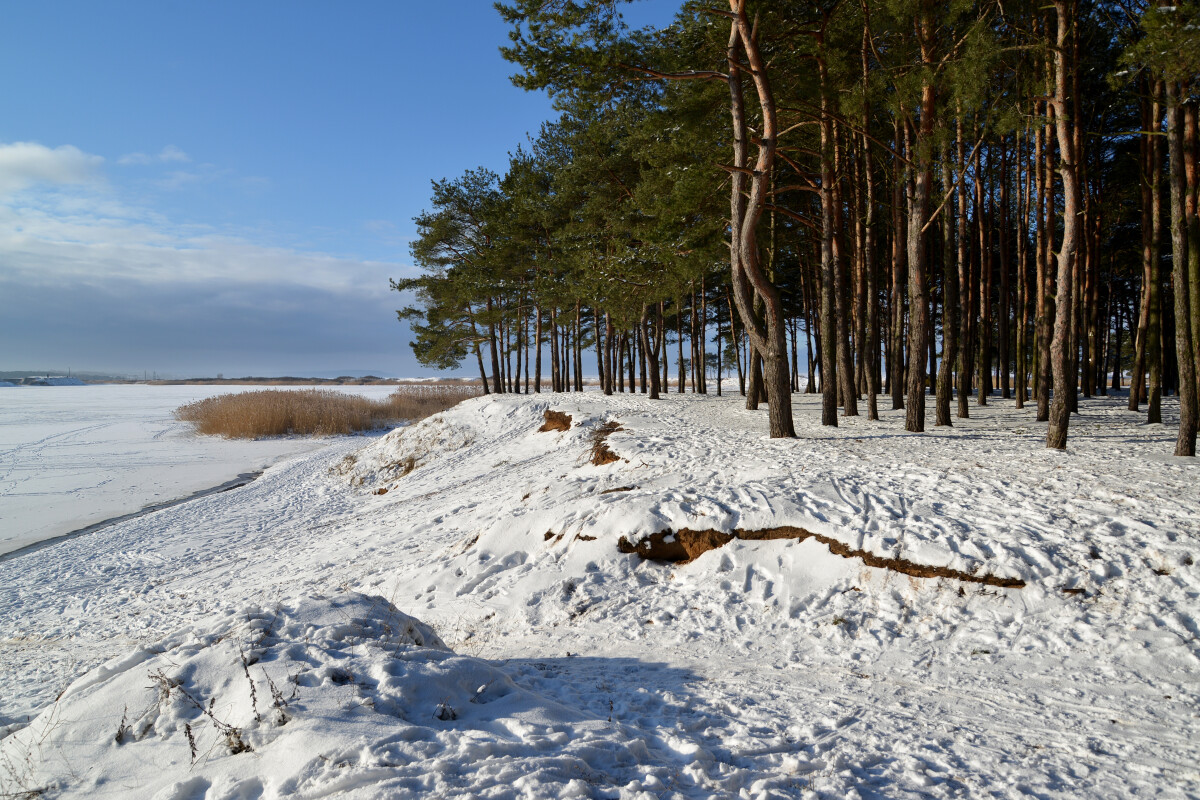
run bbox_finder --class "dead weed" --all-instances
[589,421,624,466]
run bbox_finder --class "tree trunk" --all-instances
[466,303,490,394]
[550,307,560,393]
[852,140,869,400]
[1130,83,1153,409]
[977,150,991,406]
[1000,138,1012,400]
[819,57,840,427]
[1167,81,1198,455]
[487,297,502,395]
[906,114,933,433]
[957,112,973,418]
[662,302,672,393]
[593,307,603,393]
[890,118,907,411]
[1047,0,1080,450]
[1111,298,1123,391]
[700,276,709,393]
[937,139,958,426]
[603,312,614,396]
[522,301,530,393]
[502,310,512,393]
[861,29,880,420]
[627,328,636,392]
[834,135,859,417]
[725,7,794,436]
[727,285,745,396]
[689,282,698,392]
[575,302,584,391]
[1037,100,1055,422]
[717,298,725,396]
[497,313,506,393]
[904,7,935,433]
[677,297,686,393]
[1149,82,1165,423]
[1016,126,1031,407]
[642,304,661,399]
[535,305,543,393]
[1186,101,1200,403]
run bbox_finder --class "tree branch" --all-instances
[617,62,729,82]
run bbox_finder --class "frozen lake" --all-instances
[0,384,399,556]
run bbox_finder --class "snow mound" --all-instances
[337,410,480,488]
[0,592,690,800]
[338,395,597,493]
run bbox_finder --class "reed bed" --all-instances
[174,386,480,439]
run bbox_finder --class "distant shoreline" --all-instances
[0,470,264,563]
[85,377,484,386]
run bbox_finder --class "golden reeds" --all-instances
[174,386,480,439]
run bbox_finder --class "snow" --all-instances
[1,391,1198,798]
[0,384,399,556]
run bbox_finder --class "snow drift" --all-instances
[1,593,690,799]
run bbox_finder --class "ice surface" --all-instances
[0,384,397,555]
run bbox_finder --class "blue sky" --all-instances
[0,1,679,378]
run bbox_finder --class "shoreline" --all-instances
[0,470,263,564]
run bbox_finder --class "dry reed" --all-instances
[174,386,480,439]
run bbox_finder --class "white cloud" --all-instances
[0,140,415,370]
[0,141,422,376]
[0,142,104,197]
[117,145,191,166]
[0,208,400,297]
[0,182,406,299]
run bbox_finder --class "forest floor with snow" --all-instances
[1,390,1197,799]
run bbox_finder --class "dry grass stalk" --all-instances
[590,421,623,466]
[175,386,480,439]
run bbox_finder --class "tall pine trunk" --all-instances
[1047,0,1081,450]
[937,139,958,426]
[1149,86,1165,423]
[1167,82,1198,455]
[819,53,840,427]
[834,135,859,417]
[957,113,973,418]
[890,119,907,411]
[861,27,880,420]
[904,11,935,433]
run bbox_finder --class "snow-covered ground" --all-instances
[1,391,1197,798]
[0,384,398,556]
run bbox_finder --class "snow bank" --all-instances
[0,592,698,799]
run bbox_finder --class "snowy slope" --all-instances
[1,392,1198,798]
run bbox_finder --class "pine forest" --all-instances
[397,0,1200,455]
